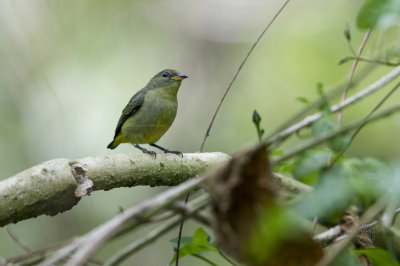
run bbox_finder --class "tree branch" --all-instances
[266,64,377,142]
[104,194,210,266]
[273,104,400,164]
[40,177,204,266]
[266,65,400,146]
[29,145,310,266]
[0,152,230,227]
[337,29,372,123]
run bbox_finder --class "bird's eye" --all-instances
[162,72,168,78]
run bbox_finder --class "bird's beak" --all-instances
[172,74,188,81]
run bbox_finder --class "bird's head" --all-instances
[147,69,188,90]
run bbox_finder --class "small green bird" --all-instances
[107,69,188,156]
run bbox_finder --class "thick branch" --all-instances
[0,152,230,227]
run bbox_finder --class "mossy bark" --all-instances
[0,152,230,226]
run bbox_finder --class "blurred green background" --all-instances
[1,0,400,265]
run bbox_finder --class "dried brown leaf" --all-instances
[204,144,322,265]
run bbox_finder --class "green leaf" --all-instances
[292,149,330,183]
[312,117,337,137]
[270,149,284,156]
[311,117,352,152]
[192,227,212,246]
[342,157,394,207]
[338,57,352,65]
[354,248,400,266]
[331,249,362,266]
[294,164,354,221]
[169,227,218,264]
[328,131,352,152]
[296,96,310,105]
[357,0,400,29]
[316,83,325,97]
[170,236,193,250]
[274,160,293,174]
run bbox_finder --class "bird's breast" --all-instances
[121,90,178,144]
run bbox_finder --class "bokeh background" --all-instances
[1,0,400,265]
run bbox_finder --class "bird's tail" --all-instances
[107,140,119,149]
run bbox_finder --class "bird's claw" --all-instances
[164,150,183,157]
[144,150,157,158]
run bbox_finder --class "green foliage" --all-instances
[292,148,330,185]
[293,155,395,222]
[312,116,337,136]
[274,159,293,174]
[252,109,265,142]
[331,249,363,266]
[354,248,400,266]
[343,157,397,208]
[270,149,284,157]
[357,0,400,29]
[312,116,352,152]
[329,131,352,152]
[294,164,354,222]
[170,227,219,265]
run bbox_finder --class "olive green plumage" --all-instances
[107,69,187,155]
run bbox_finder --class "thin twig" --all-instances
[337,29,372,124]
[219,251,239,266]
[179,2,291,264]
[192,254,218,266]
[273,104,400,164]
[199,0,291,152]
[104,196,209,266]
[266,65,400,146]
[346,35,357,57]
[6,239,76,265]
[7,227,32,253]
[175,191,191,266]
[37,239,83,266]
[265,65,377,146]
[327,29,372,166]
[314,225,342,246]
[38,178,203,266]
[150,192,210,223]
[173,201,211,226]
[310,216,318,237]
[340,56,400,67]
[331,81,400,165]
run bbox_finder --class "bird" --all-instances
[107,69,188,157]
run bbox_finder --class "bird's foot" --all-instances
[164,149,183,157]
[134,144,157,158]
[150,144,183,157]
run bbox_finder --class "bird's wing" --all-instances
[112,89,146,139]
